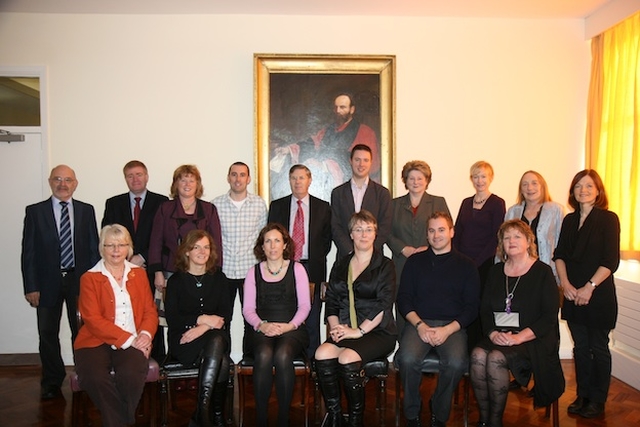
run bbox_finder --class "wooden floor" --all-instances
[1,360,638,426]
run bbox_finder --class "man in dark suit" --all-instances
[102,160,168,359]
[21,164,100,399]
[330,144,392,259]
[268,164,332,357]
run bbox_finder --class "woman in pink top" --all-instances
[242,223,311,427]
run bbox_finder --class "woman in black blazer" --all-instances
[315,210,397,427]
[553,169,620,419]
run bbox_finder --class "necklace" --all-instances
[182,200,195,211]
[108,267,124,282]
[190,273,206,288]
[473,197,487,205]
[504,275,522,314]
[266,260,284,276]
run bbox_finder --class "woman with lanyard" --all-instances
[315,210,397,427]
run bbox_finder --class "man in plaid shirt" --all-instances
[212,161,267,353]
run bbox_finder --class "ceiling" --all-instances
[0,0,615,19]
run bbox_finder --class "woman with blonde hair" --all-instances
[453,161,505,349]
[75,224,158,427]
[504,170,564,282]
[453,161,506,281]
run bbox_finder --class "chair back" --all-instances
[75,310,85,335]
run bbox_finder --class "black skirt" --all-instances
[476,337,532,387]
[326,329,396,364]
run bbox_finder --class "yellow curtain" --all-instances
[586,12,640,260]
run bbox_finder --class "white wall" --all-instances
[612,261,640,390]
[0,13,590,362]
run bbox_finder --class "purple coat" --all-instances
[148,198,222,273]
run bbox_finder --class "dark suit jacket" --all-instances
[21,198,100,307]
[330,179,392,259]
[268,194,332,286]
[102,191,168,262]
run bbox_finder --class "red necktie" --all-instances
[292,199,305,261]
[133,197,141,232]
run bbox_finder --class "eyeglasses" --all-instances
[50,177,75,184]
[103,243,129,250]
[352,227,375,235]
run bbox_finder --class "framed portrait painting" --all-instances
[254,54,396,202]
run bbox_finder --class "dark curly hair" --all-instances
[253,223,294,261]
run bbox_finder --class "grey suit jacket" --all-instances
[330,179,392,259]
[387,192,450,281]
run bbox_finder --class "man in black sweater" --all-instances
[396,212,480,427]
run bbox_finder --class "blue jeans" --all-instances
[396,320,468,422]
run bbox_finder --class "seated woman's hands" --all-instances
[179,315,225,345]
[329,324,361,342]
[197,314,225,330]
[132,334,152,358]
[490,330,520,347]
[180,324,209,344]
[258,321,296,337]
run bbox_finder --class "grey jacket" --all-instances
[504,201,564,282]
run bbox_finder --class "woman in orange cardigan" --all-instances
[74,224,158,427]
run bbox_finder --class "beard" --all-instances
[334,112,352,126]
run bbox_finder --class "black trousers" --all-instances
[37,270,78,388]
[299,260,322,358]
[568,321,612,403]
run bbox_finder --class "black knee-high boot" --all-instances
[191,334,226,427]
[340,362,365,427]
[192,355,220,427]
[316,358,342,427]
[211,380,227,427]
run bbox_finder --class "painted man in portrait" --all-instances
[270,90,380,201]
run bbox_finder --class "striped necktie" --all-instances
[59,201,74,269]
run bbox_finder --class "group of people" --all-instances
[21,145,620,427]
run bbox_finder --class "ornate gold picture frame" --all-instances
[254,54,395,202]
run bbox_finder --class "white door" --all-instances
[0,128,65,358]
